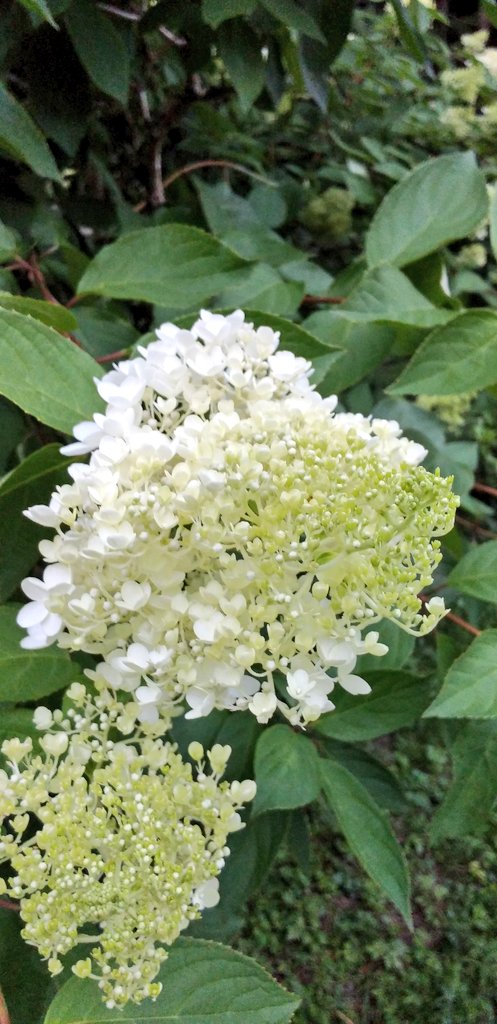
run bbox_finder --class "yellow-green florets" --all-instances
[0,692,255,1008]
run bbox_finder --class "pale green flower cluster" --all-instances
[416,392,476,431]
[440,65,485,105]
[0,685,255,1007]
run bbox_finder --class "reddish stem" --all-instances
[95,348,130,364]
[473,482,497,500]
[456,514,497,540]
[133,159,272,212]
[301,294,346,306]
[0,986,11,1024]
[0,899,20,913]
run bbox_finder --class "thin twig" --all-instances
[95,348,130,364]
[301,294,346,306]
[0,898,20,913]
[97,2,140,19]
[336,1012,357,1024]
[151,137,165,206]
[456,514,497,540]
[473,482,497,500]
[0,986,11,1024]
[133,160,275,212]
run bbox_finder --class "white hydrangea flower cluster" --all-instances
[19,310,458,727]
[0,684,255,1008]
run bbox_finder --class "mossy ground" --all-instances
[239,726,497,1024]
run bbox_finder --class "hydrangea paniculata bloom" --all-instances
[0,685,255,1007]
[19,311,458,727]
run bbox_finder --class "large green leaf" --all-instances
[201,0,257,28]
[0,604,78,702]
[0,220,17,261]
[0,308,103,433]
[448,541,497,603]
[304,313,394,392]
[17,0,56,25]
[424,630,497,719]
[253,725,321,815]
[320,758,411,923]
[320,739,406,812]
[259,0,325,41]
[191,811,288,942]
[0,82,60,181]
[0,445,70,602]
[388,310,497,396]
[313,671,432,742]
[365,152,487,268]
[77,226,248,308]
[0,909,54,1024]
[44,938,300,1023]
[218,21,266,110]
[65,0,130,103]
[340,265,451,329]
[0,292,77,333]
[431,721,497,841]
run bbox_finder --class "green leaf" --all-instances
[0,220,17,262]
[78,225,248,308]
[320,758,411,923]
[259,0,326,41]
[320,739,406,813]
[0,604,78,702]
[489,181,497,265]
[389,0,426,60]
[0,707,40,754]
[424,630,497,719]
[191,812,288,941]
[17,0,57,26]
[201,0,257,28]
[304,313,394,392]
[482,0,497,30]
[313,671,432,742]
[356,620,415,674]
[0,308,103,433]
[218,21,266,110]
[388,310,497,396]
[0,445,71,602]
[173,707,260,784]
[365,153,488,269]
[44,938,300,1023]
[0,82,60,181]
[64,0,130,103]
[340,265,451,329]
[0,909,54,1024]
[253,725,321,816]
[447,541,497,603]
[0,292,77,332]
[0,400,25,476]
[298,0,354,110]
[431,721,497,841]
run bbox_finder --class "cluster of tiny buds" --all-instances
[0,686,255,1007]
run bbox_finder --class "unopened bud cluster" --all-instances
[0,686,255,1007]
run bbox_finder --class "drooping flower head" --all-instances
[18,311,458,727]
[0,686,255,1008]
